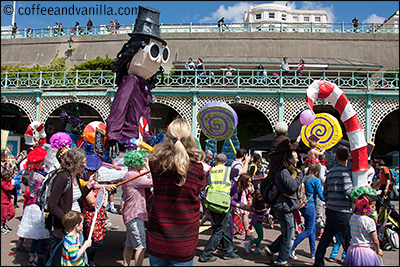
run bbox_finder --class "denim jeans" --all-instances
[30,238,49,265]
[268,210,296,264]
[292,205,316,254]
[315,198,324,234]
[149,254,194,266]
[314,208,351,266]
[200,209,234,259]
[329,233,346,259]
[46,234,64,266]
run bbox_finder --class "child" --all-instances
[15,171,30,253]
[61,211,92,266]
[342,193,383,266]
[243,190,269,255]
[16,148,50,266]
[1,169,15,234]
[307,140,325,163]
[122,149,153,266]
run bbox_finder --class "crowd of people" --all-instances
[1,117,398,266]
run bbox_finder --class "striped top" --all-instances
[349,214,376,247]
[61,235,84,266]
[323,164,353,213]
[146,160,206,262]
[249,207,268,226]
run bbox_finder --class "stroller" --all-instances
[376,195,399,251]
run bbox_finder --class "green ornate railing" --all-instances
[2,21,398,39]
[1,69,399,90]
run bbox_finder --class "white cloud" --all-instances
[200,2,254,23]
[362,14,386,24]
[300,1,336,23]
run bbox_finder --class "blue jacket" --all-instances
[304,176,326,207]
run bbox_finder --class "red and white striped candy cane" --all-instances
[138,116,149,141]
[306,80,368,187]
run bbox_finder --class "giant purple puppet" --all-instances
[106,6,169,158]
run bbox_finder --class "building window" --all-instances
[269,12,275,19]
[282,14,287,21]
[292,16,298,22]
[315,17,321,22]
[304,16,310,22]
[256,13,262,20]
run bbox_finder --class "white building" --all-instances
[243,3,328,24]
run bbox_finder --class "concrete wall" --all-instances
[1,31,398,71]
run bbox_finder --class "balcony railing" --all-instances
[1,69,399,90]
[2,22,398,39]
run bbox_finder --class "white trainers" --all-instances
[289,250,297,260]
[244,242,251,253]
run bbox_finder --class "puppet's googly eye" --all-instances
[142,42,169,63]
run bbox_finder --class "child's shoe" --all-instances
[244,242,251,253]
[254,247,262,255]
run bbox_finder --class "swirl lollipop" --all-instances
[301,113,343,151]
[82,121,107,145]
[197,102,238,141]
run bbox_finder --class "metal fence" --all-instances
[1,69,399,90]
[2,22,398,39]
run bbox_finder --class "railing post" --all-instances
[23,28,27,38]
[75,70,79,88]
[39,71,42,89]
[16,72,20,88]
[280,21,283,32]
[195,70,198,88]
[341,22,344,33]
[5,72,8,89]
[250,22,252,32]
[311,22,314,32]
[190,22,192,33]
[367,70,370,90]
[236,69,240,88]
[279,70,283,88]
[113,73,116,88]
[160,23,163,33]
[372,23,375,33]
[323,69,325,80]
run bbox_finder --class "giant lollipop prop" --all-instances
[88,186,106,240]
[197,102,238,155]
[301,113,343,151]
[306,80,368,187]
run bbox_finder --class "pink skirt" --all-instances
[342,245,380,266]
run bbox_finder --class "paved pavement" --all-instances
[2,190,399,266]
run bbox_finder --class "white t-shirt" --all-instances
[71,183,82,212]
[366,166,375,184]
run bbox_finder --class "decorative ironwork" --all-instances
[2,22,398,39]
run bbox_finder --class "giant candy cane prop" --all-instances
[24,121,47,147]
[306,80,368,187]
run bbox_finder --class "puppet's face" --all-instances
[127,38,169,80]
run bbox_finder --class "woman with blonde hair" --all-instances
[146,118,207,266]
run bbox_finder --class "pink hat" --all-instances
[50,132,72,149]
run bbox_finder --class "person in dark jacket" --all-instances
[268,121,301,177]
[45,148,95,266]
[262,150,304,266]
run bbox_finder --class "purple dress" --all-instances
[106,75,153,143]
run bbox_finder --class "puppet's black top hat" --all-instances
[129,5,166,45]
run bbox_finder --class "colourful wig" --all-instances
[124,149,148,168]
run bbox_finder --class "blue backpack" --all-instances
[389,169,399,185]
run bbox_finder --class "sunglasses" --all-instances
[142,42,170,63]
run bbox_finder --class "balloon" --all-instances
[300,109,315,125]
